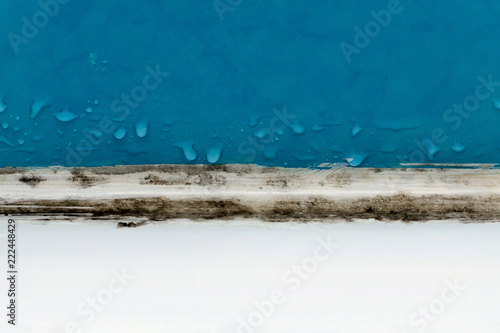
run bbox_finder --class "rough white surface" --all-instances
[0,218,499,333]
[1,167,500,203]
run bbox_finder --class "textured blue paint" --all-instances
[0,0,499,167]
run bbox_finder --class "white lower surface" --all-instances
[0,219,499,333]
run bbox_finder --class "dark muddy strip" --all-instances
[1,194,499,222]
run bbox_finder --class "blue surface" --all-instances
[1,0,500,167]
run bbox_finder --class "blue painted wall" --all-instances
[1,0,499,167]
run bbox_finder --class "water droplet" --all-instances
[17,139,24,145]
[0,136,14,147]
[134,120,148,138]
[312,124,325,131]
[30,98,51,119]
[1,122,8,129]
[0,97,8,113]
[344,153,368,167]
[491,98,500,110]
[288,122,306,135]
[351,123,362,136]
[93,100,99,105]
[113,127,127,140]
[423,141,441,159]
[88,129,103,140]
[248,114,261,127]
[54,109,77,122]
[206,142,223,163]
[451,142,465,153]
[32,135,44,142]
[254,128,271,139]
[263,146,279,160]
[85,106,93,113]
[174,141,197,162]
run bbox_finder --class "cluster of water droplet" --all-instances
[1,91,499,167]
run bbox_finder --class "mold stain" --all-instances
[19,173,46,187]
[68,168,107,188]
[0,194,498,222]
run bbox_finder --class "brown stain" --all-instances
[69,168,107,188]
[1,194,499,222]
[117,221,146,228]
[140,174,179,185]
[19,174,46,187]
[89,164,249,176]
[0,167,18,174]
[140,172,227,186]
[266,177,289,189]
[325,169,352,186]
[2,165,500,223]
[268,194,500,222]
[193,174,227,186]
[93,198,252,220]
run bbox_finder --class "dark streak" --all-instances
[1,194,499,222]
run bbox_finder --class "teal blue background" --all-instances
[1,0,500,167]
